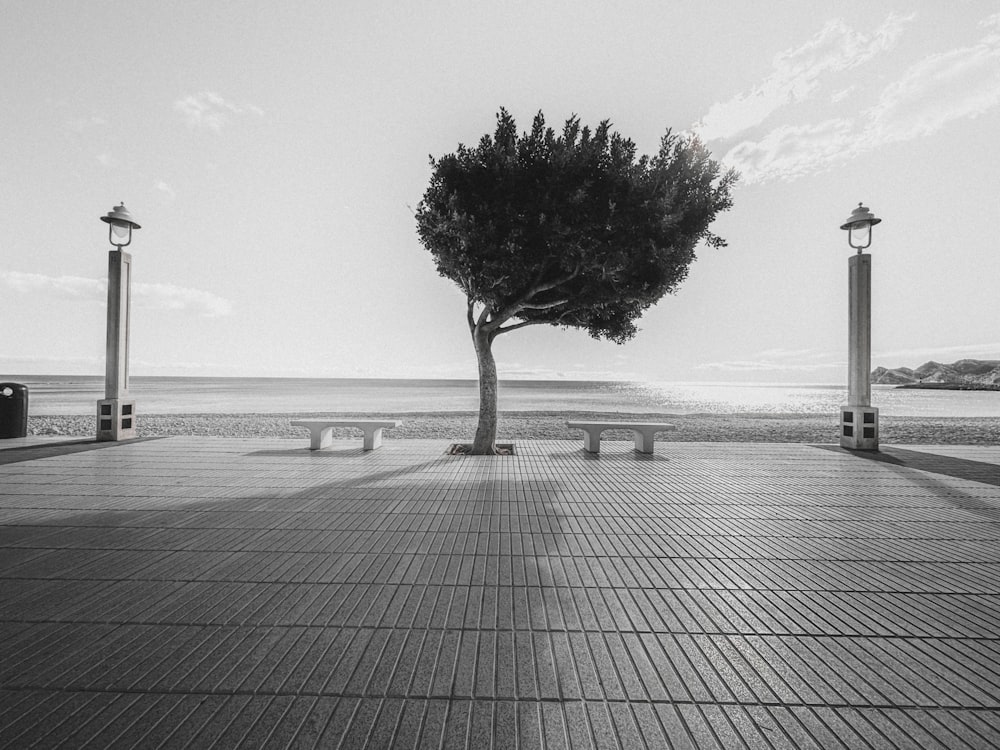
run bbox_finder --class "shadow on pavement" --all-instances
[0,437,167,466]
[812,444,1000,487]
[547,448,670,461]
[246,447,367,458]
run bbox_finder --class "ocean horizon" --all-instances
[6,374,1000,418]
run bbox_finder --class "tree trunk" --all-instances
[471,326,498,454]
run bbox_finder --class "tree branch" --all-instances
[528,265,581,296]
[466,296,476,331]
[519,299,569,311]
[495,319,547,335]
[487,265,582,331]
[476,303,492,329]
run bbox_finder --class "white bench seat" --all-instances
[291,419,401,451]
[566,421,675,454]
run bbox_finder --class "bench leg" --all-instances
[582,429,602,453]
[633,430,656,454]
[362,427,384,451]
[309,427,333,450]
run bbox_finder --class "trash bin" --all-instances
[0,383,29,438]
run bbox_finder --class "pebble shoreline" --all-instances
[28,411,1000,444]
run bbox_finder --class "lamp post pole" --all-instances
[97,203,141,442]
[839,202,881,451]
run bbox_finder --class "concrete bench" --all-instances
[291,419,401,451]
[566,421,675,454]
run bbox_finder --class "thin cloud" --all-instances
[697,360,841,373]
[722,118,854,184]
[1,270,103,299]
[756,347,833,361]
[174,91,264,132]
[1,271,232,318]
[829,86,855,104]
[866,29,1000,143]
[698,347,842,373]
[497,365,640,381]
[694,14,912,142]
[155,181,176,202]
[0,354,104,371]
[67,115,107,132]
[721,14,1000,184]
[133,282,233,317]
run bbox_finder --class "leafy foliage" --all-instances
[416,109,737,343]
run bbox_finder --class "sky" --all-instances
[2,0,999,384]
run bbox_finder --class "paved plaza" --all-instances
[1,436,999,749]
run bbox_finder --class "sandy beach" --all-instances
[26,410,1000,444]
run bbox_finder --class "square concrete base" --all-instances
[840,404,878,450]
[97,399,136,441]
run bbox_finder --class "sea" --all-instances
[6,375,1000,418]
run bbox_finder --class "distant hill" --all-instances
[872,359,1000,388]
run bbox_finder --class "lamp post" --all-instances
[97,203,141,441]
[839,202,881,451]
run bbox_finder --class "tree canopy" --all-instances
[415,108,737,453]
[416,108,738,345]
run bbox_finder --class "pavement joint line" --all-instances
[6,528,1000,537]
[3,617,999,636]
[6,551,1000,560]
[4,578,1000,595]
[2,685,999,711]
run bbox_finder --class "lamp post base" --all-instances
[840,404,878,450]
[97,398,136,441]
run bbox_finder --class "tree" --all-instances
[416,109,737,454]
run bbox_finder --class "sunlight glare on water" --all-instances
[631,381,1000,417]
[618,382,846,415]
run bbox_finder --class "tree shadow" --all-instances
[0,447,577,653]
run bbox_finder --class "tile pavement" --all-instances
[1,436,999,748]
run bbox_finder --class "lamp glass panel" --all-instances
[850,222,871,248]
[110,222,131,244]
